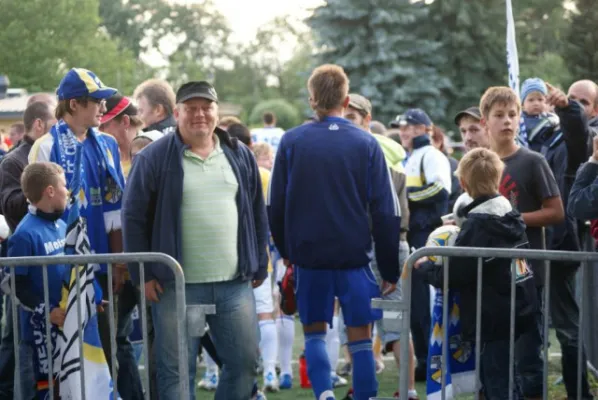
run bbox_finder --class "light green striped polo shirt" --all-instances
[181,136,239,283]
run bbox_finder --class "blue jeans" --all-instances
[152,278,259,400]
[480,339,522,400]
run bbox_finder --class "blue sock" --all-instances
[349,339,378,400]
[304,331,335,400]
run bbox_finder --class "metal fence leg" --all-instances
[10,267,21,400]
[441,258,449,400]
[475,258,482,400]
[139,262,150,400]
[543,261,551,400]
[107,264,118,398]
[577,257,585,400]
[509,259,517,400]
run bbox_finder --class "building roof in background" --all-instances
[0,93,243,120]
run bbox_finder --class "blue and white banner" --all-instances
[506,0,520,94]
[56,144,120,399]
[426,290,476,400]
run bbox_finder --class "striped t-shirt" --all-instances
[181,136,239,283]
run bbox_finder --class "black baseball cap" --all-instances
[176,81,218,104]
[454,107,481,126]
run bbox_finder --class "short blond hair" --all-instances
[21,162,64,203]
[479,86,521,119]
[456,148,504,199]
[133,79,176,117]
[253,142,273,160]
[307,64,349,117]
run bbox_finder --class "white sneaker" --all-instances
[197,371,219,390]
[263,371,280,392]
[331,373,348,387]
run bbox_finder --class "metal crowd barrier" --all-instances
[2,252,189,400]
[373,246,598,400]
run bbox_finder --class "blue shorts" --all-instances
[295,266,382,328]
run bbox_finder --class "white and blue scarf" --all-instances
[49,120,123,223]
[54,141,119,399]
[427,290,476,400]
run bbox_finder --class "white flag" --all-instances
[506,0,520,95]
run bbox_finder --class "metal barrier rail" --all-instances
[2,252,188,400]
[386,247,598,400]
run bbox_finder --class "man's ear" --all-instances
[122,114,131,129]
[341,96,350,109]
[174,106,180,121]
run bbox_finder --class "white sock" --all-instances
[326,315,340,373]
[277,315,295,375]
[259,319,278,377]
[203,348,218,375]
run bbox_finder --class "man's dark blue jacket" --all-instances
[267,116,401,283]
[122,128,269,285]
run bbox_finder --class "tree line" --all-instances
[0,0,596,131]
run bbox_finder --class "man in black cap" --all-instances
[123,81,268,400]
[454,107,488,152]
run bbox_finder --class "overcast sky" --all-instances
[211,0,324,43]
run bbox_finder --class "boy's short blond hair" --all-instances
[21,162,64,204]
[307,64,349,116]
[479,86,521,119]
[253,142,273,160]
[456,148,504,199]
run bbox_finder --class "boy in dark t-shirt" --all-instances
[479,86,564,400]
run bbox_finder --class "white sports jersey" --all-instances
[405,145,452,193]
[251,127,285,154]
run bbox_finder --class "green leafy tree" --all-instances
[249,99,302,130]
[307,0,451,124]
[99,0,149,56]
[563,0,598,83]
[212,15,314,121]
[427,0,506,129]
[514,0,570,88]
[0,0,145,93]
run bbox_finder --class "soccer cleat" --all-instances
[342,388,354,400]
[393,390,419,400]
[263,371,280,392]
[331,373,348,388]
[279,373,293,389]
[279,264,296,315]
[197,371,218,390]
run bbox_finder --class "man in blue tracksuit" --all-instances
[267,64,401,400]
[402,108,451,380]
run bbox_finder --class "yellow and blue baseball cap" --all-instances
[56,68,117,101]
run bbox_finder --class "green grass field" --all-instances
[194,327,598,400]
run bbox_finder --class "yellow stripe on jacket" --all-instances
[259,167,273,273]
